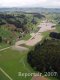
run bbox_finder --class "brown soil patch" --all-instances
[32,76,48,80]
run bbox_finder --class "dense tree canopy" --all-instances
[0,36,2,42]
[0,13,45,32]
[49,32,60,39]
[27,39,60,78]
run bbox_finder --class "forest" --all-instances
[27,39,60,79]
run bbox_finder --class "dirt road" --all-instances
[25,21,56,46]
[12,20,56,50]
[12,40,28,51]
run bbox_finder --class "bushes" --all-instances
[49,32,60,39]
[0,36,2,42]
[27,39,60,77]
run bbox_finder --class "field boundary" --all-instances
[0,67,13,80]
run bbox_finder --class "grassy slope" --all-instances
[56,24,60,32]
[22,33,31,40]
[0,26,18,43]
[0,70,8,80]
[0,43,10,49]
[0,26,19,49]
[0,49,34,80]
[42,31,50,38]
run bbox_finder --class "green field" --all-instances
[0,70,9,80]
[22,33,31,40]
[0,48,34,80]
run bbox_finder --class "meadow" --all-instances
[0,48,34,80]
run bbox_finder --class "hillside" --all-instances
[0,13,45,45]
[0,8,60,13]
[0,13,45,32]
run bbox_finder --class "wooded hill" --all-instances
[27,39,60,79]
[0,13,45,32]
